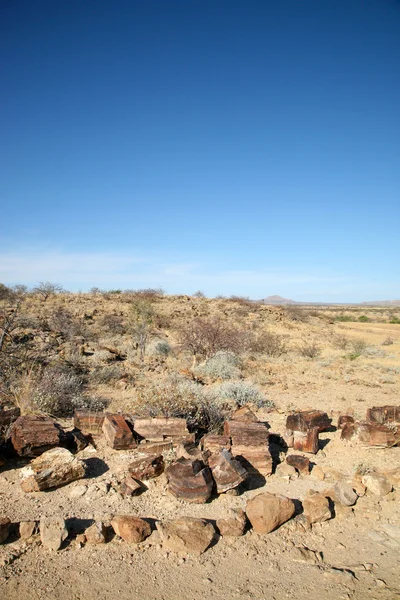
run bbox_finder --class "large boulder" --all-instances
[246,492,295,534]
[157,517,215,555]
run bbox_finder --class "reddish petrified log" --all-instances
[366,406,400,425]
[293,427,319,454]
[208,449,248,493]
[286,410,331,434]
[74,410,105,435]
[286,454,310,475]
[128,453,164,480]
[133,417,189,441]
[166,458,214,503]
[102,414,137,450]
[224,420,272,475]
[11,416,62,457]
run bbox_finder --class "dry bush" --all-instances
[350,338,368,356]
[178,316,246,361]
[382,336,394,346]
[285,305,310,322]
[100,314,126,335]
[249,330,287,357]
[47,307,86,340]
[195,351,241,381]
[298,339,321,359]
[333,334,350,350]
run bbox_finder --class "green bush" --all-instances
[358,315,369,322]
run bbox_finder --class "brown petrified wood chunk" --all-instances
[120,476,142,496]
[74,410,105,435]
[232,405,258,422]
[20,447,86,492]
[286,454,310,475]
[128,453,164,480]
[166,457,214,503]
[366,406,400,425]
[138,439,174,454]
[102,414,137,450]
[224,420,272,475]
[341,421,400,447]
[133,417,189,441]
[286,410,331,433]
[337,415,355,429]
[0,517,11,544]
[293,428,319,454]
[208,449,248,493]
[201,434,231,454]
[11,415,62,457]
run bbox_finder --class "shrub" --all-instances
[100,314,126,335]
[285,305,309,322]
[178,316,245,361]
[89,364,125,385]
[206,380,274,410]
[32,281,65,301]
[382,336,394,346]
[350,338,368,355]
[389,316,400,324]
[48,307,85,339]
[358,315,369,322]
[335,315,355,322]
[249,330,287,357]
[195,351,241,380]
[298,340,320,359]
[333,334,349,350]
[146,339,171,357]
[134,373,203,418]
[30,365,83,416]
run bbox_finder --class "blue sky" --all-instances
[1,0,399,301]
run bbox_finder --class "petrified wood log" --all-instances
[128,453,164,480]
[286,410,331,434]
[208,449,248,493]
[201,434,231,454]
[133,417,189,441]
[11,415,62,457]
[138,439,174,453]
[341,421,400,447]
[293,427,319,454]
[337,415,355,429]
[102,414,137,450]
[74,410,105,435]
[286,454,310,475]
[166,458,213,503]
[366,406,400,425]
[21,447,86,492]
[232,405,258,422]
[224,421,272,475]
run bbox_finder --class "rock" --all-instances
[286,410,331,433]
[138,439,174,454]
[85,521,106,544]
[362,473,392,497]
[216,509,247,537]
[19,521,38,539]
[293,428,319,454]
[342,421,400,447]
[286,455,310,475]
[20,447,86,492]
[383,468,400,489]
[11,415,62,457]
[311,465,325,480]
[111,516,151,543]
[246,492,295,534]
[166,458,214,503]
[352,474,366,496]
[102,414,137,450]
[208,449,248,493]
[133,417,189,441]
[323,568,356,586]
[157,517,215,555]
[302,491,332,524]
[224,421,272,475]
[69,484,88,498]
[0,517,11,544]
[292,546,323,564]
[128,454,164,480]
[73,410,105,436]
[61,428,89,453]
[333,481,358,506]
[40,518,68,551]
[232,405,258,422]
[201,434,231,454]
[120,476,142,496]
[75,533,87,547]
[337,415,355,429]
[366,406,400,425]
[175,441,205,461]
[275,462,298,479]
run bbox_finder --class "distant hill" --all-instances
[260,295,297,305]
[361,300,400,306]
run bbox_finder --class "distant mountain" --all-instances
[361,300,400,306]
[260,295,297,305]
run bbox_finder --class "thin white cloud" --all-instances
[0,248,354,296]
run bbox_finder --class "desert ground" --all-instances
[0,290,399,599]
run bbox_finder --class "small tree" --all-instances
[33,281,64,301]
[129,299,154,360]
[178,316,244,366]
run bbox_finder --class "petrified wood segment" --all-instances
[293,428,319,454]
[366,406,400,425]
[133,417,189,441]
[20,447,86,492]
[341,421,400,447]
[11,415,62,457]
[128,453,164,480]
[232,405,258,422]
[286,454,310,475]
[201,434,231,454]
[74,410,105,435]
[286,410,331,434]
[208,449,248,493]
[102,414,137,450]
[166,458,213,503]
[224,421,272,475]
